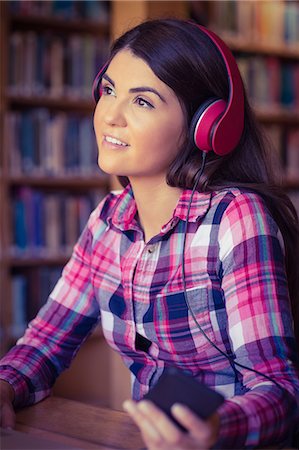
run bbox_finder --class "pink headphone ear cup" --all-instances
[191,99,226,152]
[189,23,244,155]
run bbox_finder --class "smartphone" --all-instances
[142,368,224,432]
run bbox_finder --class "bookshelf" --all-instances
[1,0,298,409]
[0,0,111,358]
[190,0,299,210]
[0,0,189,410]
[0,0,114,409]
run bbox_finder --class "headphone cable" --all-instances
[181,152,283,391]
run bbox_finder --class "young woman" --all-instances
[1,19,298,449]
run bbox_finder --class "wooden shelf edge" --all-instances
[9,13,109,35]
[4,253,71,267]
[7,95,95,111]
[6,175,109,189]
[254,106,299,125]
[221,33,299,60]
[6,96,299,125]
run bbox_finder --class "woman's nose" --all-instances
[103,99,127,127]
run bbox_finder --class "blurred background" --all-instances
[0,0,298,409]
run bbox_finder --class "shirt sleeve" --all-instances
[0,212,101,408]
[215,192,299,448]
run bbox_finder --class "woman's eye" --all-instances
[101,85,114,96]
[135,97,154,109]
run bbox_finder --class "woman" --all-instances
[1,19,299,449]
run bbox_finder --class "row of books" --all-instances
[5,110,103,176]
[205,0,299,46]
[9,0,110,24]
[8,111,297,182]
[236,56,299,109]
[8,31,109,99]
[11,187,106,254]
[11,266,63,339]
[263,126,299,183]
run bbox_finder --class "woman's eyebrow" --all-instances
[102,73,166,103]
[102,73,115,86]
[129,86,166,103]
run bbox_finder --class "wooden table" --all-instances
[3,396,144,449]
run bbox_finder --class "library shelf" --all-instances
[7,95,95,112]
[8,14,109,35]
[6,254,71,268]
[222,35,299,60]
[255,107,299,126]
[7,175,108,189]
[0,0,112,365]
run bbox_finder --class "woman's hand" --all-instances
[0,380,16,429]
[123,399,220,450]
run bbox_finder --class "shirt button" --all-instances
[147,245,155,253]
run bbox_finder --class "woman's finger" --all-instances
[137,400,183,445]
[171,404,219,445]
[123,400,164,446]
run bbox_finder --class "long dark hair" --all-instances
[109,18,299,343]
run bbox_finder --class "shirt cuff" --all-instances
[212,399,248,449]
[0,367,30,407]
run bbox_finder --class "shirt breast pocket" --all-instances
[154,285,220,358]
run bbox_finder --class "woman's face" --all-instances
[93,49,186,184]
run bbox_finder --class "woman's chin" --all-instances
[97,160,123,177]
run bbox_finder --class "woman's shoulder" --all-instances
[211,187,270,217]
[211,187,278,236]
[212,186,265,205]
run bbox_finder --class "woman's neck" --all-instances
[130,177,182,243]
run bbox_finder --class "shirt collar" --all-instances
[174,189,212,222]
[109,184,212,232]
[109,184,138,231]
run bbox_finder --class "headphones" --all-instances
[92,23,244,157]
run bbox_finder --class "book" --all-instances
[8,31,109,99]
[9,0,110,24]
[11,266,64,333]
[207,0,299,47]
[235,56,298,110]
[12,187,106,254]
[11,274,27,339]
[6,109,101,176]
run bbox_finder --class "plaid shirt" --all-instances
[1,184,299,448]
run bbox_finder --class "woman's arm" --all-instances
[0,218,101,408]
[215,191,299,448]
